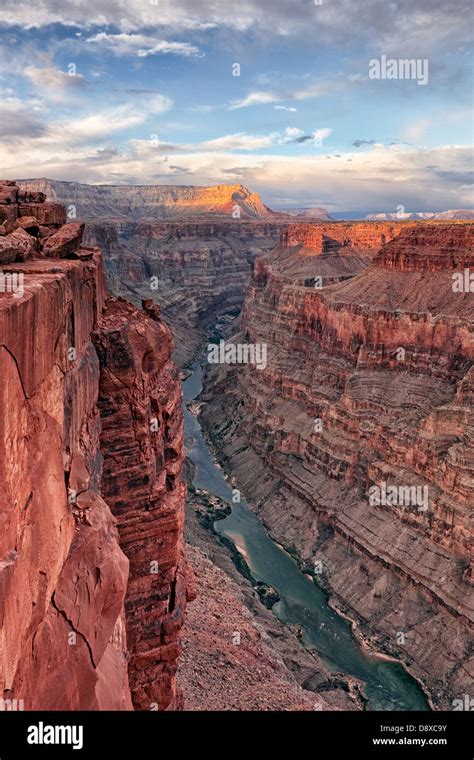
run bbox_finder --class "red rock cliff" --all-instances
[93,298,193,710]
[0,182,189,710]
[201,220,474,709]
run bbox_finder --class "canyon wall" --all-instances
[16,180,284,366]
[93,298,193,709]
[201,221,474,709]
[16,179,276,220]
[83,220,281,365]
[0,182,189,710]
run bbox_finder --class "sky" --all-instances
[0,0,472,211]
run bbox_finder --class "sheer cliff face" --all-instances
[93,299,192,710]
[0,183,189,710]
[201,221,474,709]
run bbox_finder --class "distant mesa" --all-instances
[277,207,332,221]
[16,179,276,221]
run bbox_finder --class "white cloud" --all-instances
[229,78,345,109]
[229,91,283,110]
[0,98,47,137]
[284,127,304,139]
[0,0,471,56]
[198,133,275,151]
[86,32,200,58]
[25,65,87,102]
[275,105,297,112]
[0,120,470,212]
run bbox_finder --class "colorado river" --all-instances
[183,361,430,711]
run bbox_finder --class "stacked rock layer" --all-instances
[201,221,474,709]
[0,182,190,710]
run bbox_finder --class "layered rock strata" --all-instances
[17,179,276,220]
[0,183,189,710]
[93,298,193,710]
[201,221,474,709]
[83,220,281,365]
[16,179,285,367]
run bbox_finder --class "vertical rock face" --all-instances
[0,183,189,710]
[92,298,192,710]
[201,221,474,709]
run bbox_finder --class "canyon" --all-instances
[17,179,283,366]
[2,176,473,712]
[200,220,474,710]
[0,182,192,710]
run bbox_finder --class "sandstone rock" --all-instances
[0,185,18,204]
[1,221,16,235]
[202,220,474,710]
[19,202,66,226]
[93,298,190,710]
[0,253,131,709]
[42,222,85,258]
[38,225,52,239]
[0,228,36,263]
[0,204,18,223]
[15,216,40,236]
[0,190,190,711]
[17,190,46,203]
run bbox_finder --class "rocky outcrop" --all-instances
[0,183,189,710]
[201,221,474,709]
[93,298,194,710]
[280,221,406,251]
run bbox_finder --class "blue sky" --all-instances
[0,0,472,211]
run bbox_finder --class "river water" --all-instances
[183,361,429,711]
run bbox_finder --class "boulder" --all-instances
[19,202,66,226]
[0,185,18,204]
[15,216,40,236]
[0,228,37,263]
[1,220,17,235]
[0,205,18,223]
[42,222,85,258]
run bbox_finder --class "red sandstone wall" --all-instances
[0,182,189,710]
[93,299,194,710]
